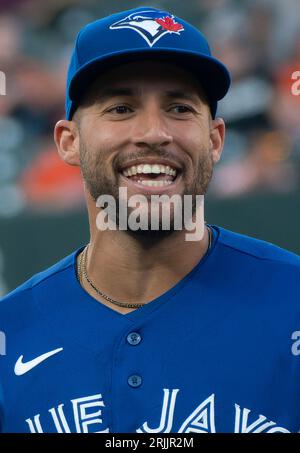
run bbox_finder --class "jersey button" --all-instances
[128,374,142,388]
[127,332,142,346]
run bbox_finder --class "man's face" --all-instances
[75,61,217,241]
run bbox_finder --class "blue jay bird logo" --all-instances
[110,10,184,47]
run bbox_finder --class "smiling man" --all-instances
[66,60,220,247]
[1,6,300,434]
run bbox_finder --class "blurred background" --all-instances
[0,0,299,295]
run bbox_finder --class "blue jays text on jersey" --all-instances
[0,224,300,433]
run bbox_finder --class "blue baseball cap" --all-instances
[66,6,231,120]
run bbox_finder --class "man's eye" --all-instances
[170,105,193,114]
[107,105,132,114]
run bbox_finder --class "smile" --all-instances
[120,163,180,188]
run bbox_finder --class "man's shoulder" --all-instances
[210,225,300,332]
[213,224,300,269]
[0,247,82,312]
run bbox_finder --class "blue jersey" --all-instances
[1,224,300,433]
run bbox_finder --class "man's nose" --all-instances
[130,107,173,148]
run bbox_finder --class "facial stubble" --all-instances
[79,141,214,245]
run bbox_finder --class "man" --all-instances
[0,6,300,434]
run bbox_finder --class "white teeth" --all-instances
[142,164,152,173]
[122,163,178,177]
[151,164,161,174]
[141,180,172,187]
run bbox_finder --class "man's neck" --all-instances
[78,225,211,313]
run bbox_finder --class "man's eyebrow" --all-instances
[96,87,135,101]
[164,90,201,102]
[96,88,201,102]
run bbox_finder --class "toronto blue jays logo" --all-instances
[25,389,291,433]
[109,10,184,48]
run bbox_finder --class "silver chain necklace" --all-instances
[79,226,213,309]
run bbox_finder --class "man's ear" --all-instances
[54,119,80,166]
[209,117,225,164]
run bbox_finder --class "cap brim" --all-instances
[68,48,231,118]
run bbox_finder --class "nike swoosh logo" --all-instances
[14,347,63,376]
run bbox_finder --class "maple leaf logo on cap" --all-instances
[155,16,184,33]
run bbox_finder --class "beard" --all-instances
[80,142,214,247]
